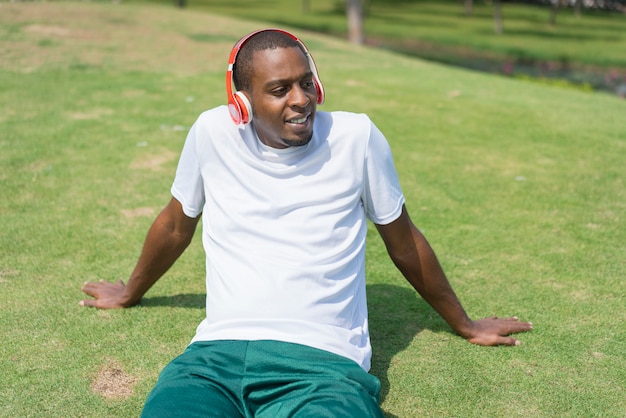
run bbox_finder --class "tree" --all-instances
[574,0,583,17]
[464,0,474,16]
[493,0,503,34]
[347,0,364,45]
[549,0,562,26]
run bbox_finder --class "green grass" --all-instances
[140,0,626,71]
[1,2,625,417]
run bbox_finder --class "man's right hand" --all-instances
[80,279,138,309]
[78,198,200,310]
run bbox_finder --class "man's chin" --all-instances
[283,134,313,147]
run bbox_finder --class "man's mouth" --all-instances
[286,114,309,124]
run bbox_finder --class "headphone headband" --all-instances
[226,28,325,125]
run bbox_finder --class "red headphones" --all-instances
[226,28,325,125]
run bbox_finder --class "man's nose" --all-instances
[289,85,310,108]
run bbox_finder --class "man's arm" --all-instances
[80,197,201,309]
[375,205,532,346]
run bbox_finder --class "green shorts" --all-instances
[141,340,384,418]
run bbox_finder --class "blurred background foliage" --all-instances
[141,0,626,95]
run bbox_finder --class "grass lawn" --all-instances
[142,0,626,91]
[1,2,625,417]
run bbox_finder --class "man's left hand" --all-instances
[463,316,533,346]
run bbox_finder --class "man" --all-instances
[81,29,532,417]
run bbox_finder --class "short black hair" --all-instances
[233,30,304,92]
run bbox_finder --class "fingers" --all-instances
[509,320,533,333]
[492,316,528,323]
[81,281,97,296]
[79,298,98,308]
[501,317,533,334]
[80,279,126,308]
[469,335,521,346]
[488,316,534,333]
[493,337,521,346]
[494,336,521,346]
[82,279,124,293]
[499,316,525,322]
[465,316,533,347]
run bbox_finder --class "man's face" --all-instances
[246,46,317,149]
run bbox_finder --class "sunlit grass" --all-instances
[1,2,625,417]
[141,0,626,68]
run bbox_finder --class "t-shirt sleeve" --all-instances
[361,120,405,225]
[170,121,205,218]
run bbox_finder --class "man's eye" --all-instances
[271,87,288,96]
[302,81,314,89]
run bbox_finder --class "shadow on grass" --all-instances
[367,283,451,417]
[141,293,205,308]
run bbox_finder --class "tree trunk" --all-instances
[464,0,473,16]
[302,0,310,13]
[347,0,364,45]
[549,0,561,26]
[493,0,503,34]
[574,0,582,17]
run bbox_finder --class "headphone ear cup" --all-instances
[228,95,243,125]
[314,80,325,105]
[305,54,324,105]
[234,91,253,124]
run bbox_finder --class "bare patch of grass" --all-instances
[68,108,114,120]
[91,359,137,400]
[130,148,178,171]
[0,2,246,74]
[120,207,157,218]
[24,24,72,37]
[0,268,19,283]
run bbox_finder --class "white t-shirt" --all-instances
[171,106,404,371]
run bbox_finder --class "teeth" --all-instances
[288,116,307,124]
